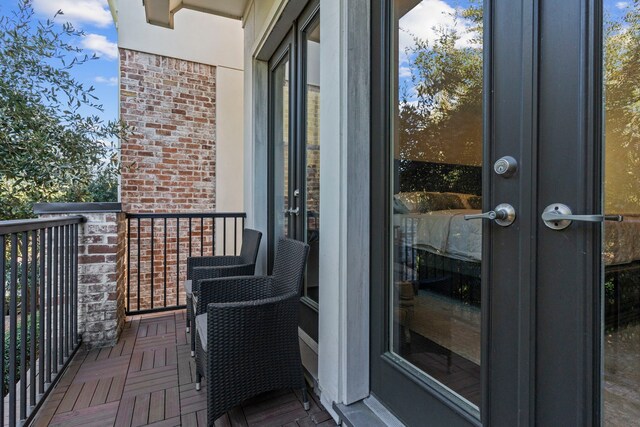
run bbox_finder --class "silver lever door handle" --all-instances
[286,207,300,216]
[542,203,623,230]
[464,203,516,227]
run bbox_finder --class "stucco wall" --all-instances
[111,0,243,70]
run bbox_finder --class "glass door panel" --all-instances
[272,56,292,246]
[602,1,640,424]
[303,16,321,305]
[390,0,483,407]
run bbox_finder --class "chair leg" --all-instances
[190,324,196,357]
[195,371,202,391]
[186,296,191,333]
[302,387,310,411]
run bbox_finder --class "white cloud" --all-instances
[81,33,118,60]
[95,76,118,86]
[399,66,413,78]
[32,0,113,28]
[616,2,630,9]
[398,0,476,63]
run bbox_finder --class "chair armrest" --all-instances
[191,264,256,293]
[186,256,242,278]
[197,276,274,310]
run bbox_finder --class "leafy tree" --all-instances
[397,1,483,194]
[0,0,125,220]
[398,0,639,208]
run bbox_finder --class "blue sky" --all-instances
[2,0,119,125]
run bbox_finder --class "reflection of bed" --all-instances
[396,211,640,266]
[394,209,640,328]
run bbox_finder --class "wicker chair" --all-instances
[194,238,310,425]
[185,228,262,356]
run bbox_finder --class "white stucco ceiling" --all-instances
[143,0,247,28]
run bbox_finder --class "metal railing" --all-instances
[125,212,246,314]
[0,216,84,426]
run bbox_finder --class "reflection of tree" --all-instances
[604,1,640,213]
[397,2,482,193]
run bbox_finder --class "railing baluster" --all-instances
[39,228,46,394]
[73,224,79,345]
[188,218,192,258]
[46,228,52,383]
[223,218,227,256]
[30,230,37,407]
[234,217,238,255]
[20,232,28,420]
[0,235,5,424]
[200,217,204,256]
[151,218,154,310]
[52,227,58,374]
[176,218,180,307]
[58,226,64,368]
[137,218,141,312]
[212,217,215,255]
[65,224,71,358]
[127,217,131,313]
[164,218,167,309]
[9,233,18,427]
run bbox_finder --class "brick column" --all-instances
[34,203,126,349]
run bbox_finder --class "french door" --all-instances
[371,0,640,425]
[268,1,321,342]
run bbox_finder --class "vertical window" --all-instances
[390,0,483,406]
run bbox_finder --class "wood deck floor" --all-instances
[31,310,336,427]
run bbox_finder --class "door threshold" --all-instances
[333,396,405,427]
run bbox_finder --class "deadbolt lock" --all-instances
[494,156,518,178]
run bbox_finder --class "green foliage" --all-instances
[0,0,125,220]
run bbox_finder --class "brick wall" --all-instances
[119,48,217,213]
[119,49,218,311]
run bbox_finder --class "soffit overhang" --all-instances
[143,0,247,28]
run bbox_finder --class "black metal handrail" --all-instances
[0,216,84,426]
[125,212,246,314]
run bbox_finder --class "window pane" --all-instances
[390,0,483,407]
[304,17,321,304]
[273,58,290,242]
[602,1,640,424]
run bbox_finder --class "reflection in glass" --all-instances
[391,0,483,406]
[273,58,290,243]
[304,18,321,304]
[603,1,640,424]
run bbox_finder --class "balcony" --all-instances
[1,207,333,426]
[32,310,332,427]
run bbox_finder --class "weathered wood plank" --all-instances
[130,393,150,427]
[148,390,165,424]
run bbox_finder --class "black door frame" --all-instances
[267,30,295,271]
[370,0,603,425]
[267,0,321,342]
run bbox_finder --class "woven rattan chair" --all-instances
[185,228,262,356]
[194,238,310,425]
